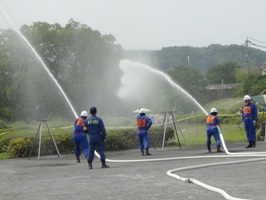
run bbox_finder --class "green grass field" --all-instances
[1,97,264,159]
[163,121,248,147]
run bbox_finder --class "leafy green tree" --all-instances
[0,29,35,120]
[167,65,208,107]
[20,20,123,118]
[0,33,13,120]
[242,74,266,95]
[0,19,123,121]
[234,65,262,96]
[205,62,240,84]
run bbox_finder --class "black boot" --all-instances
[88,160,93,169]
[141,149,144,156]
[101,160,110,168]
[217,146,222,153]
[145,149,151,156]
[246,142,252,148]
[76,156,81,163]
[207,145,211,153]
[252,142,256,148]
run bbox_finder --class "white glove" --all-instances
[253,120,257,124]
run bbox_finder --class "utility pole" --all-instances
[245,37,249,79]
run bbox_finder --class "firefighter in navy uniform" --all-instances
[84,107,109,169]
[137,108,152,156]
[206,108,222,153]
[241,95,258,148]
[73,111,89,163]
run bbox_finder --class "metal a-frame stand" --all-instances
[28,119,61,160]
[160,111,188,150]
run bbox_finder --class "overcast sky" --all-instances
[0,0,266,50]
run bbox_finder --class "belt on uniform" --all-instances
[245,117,252,119]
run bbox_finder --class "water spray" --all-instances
[120,60,208,116]
[1,9,264,197]
[0,6,78,119]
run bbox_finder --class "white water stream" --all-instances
[0,6,78,119]
[2,6,265,199]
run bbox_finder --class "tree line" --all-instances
[1,19,266,122]
[124,45,266,106]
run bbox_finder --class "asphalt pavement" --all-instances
[1,141,266,200]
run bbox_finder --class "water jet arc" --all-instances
[0,6,78,119]
[120,60,208,115]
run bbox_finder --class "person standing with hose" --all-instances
[73,111,89,163]
[84,107,109,169]
[206,108,222,153]
[241,95,258,148]
[137,108,152,156]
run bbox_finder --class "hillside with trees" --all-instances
[124,44,266,72]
